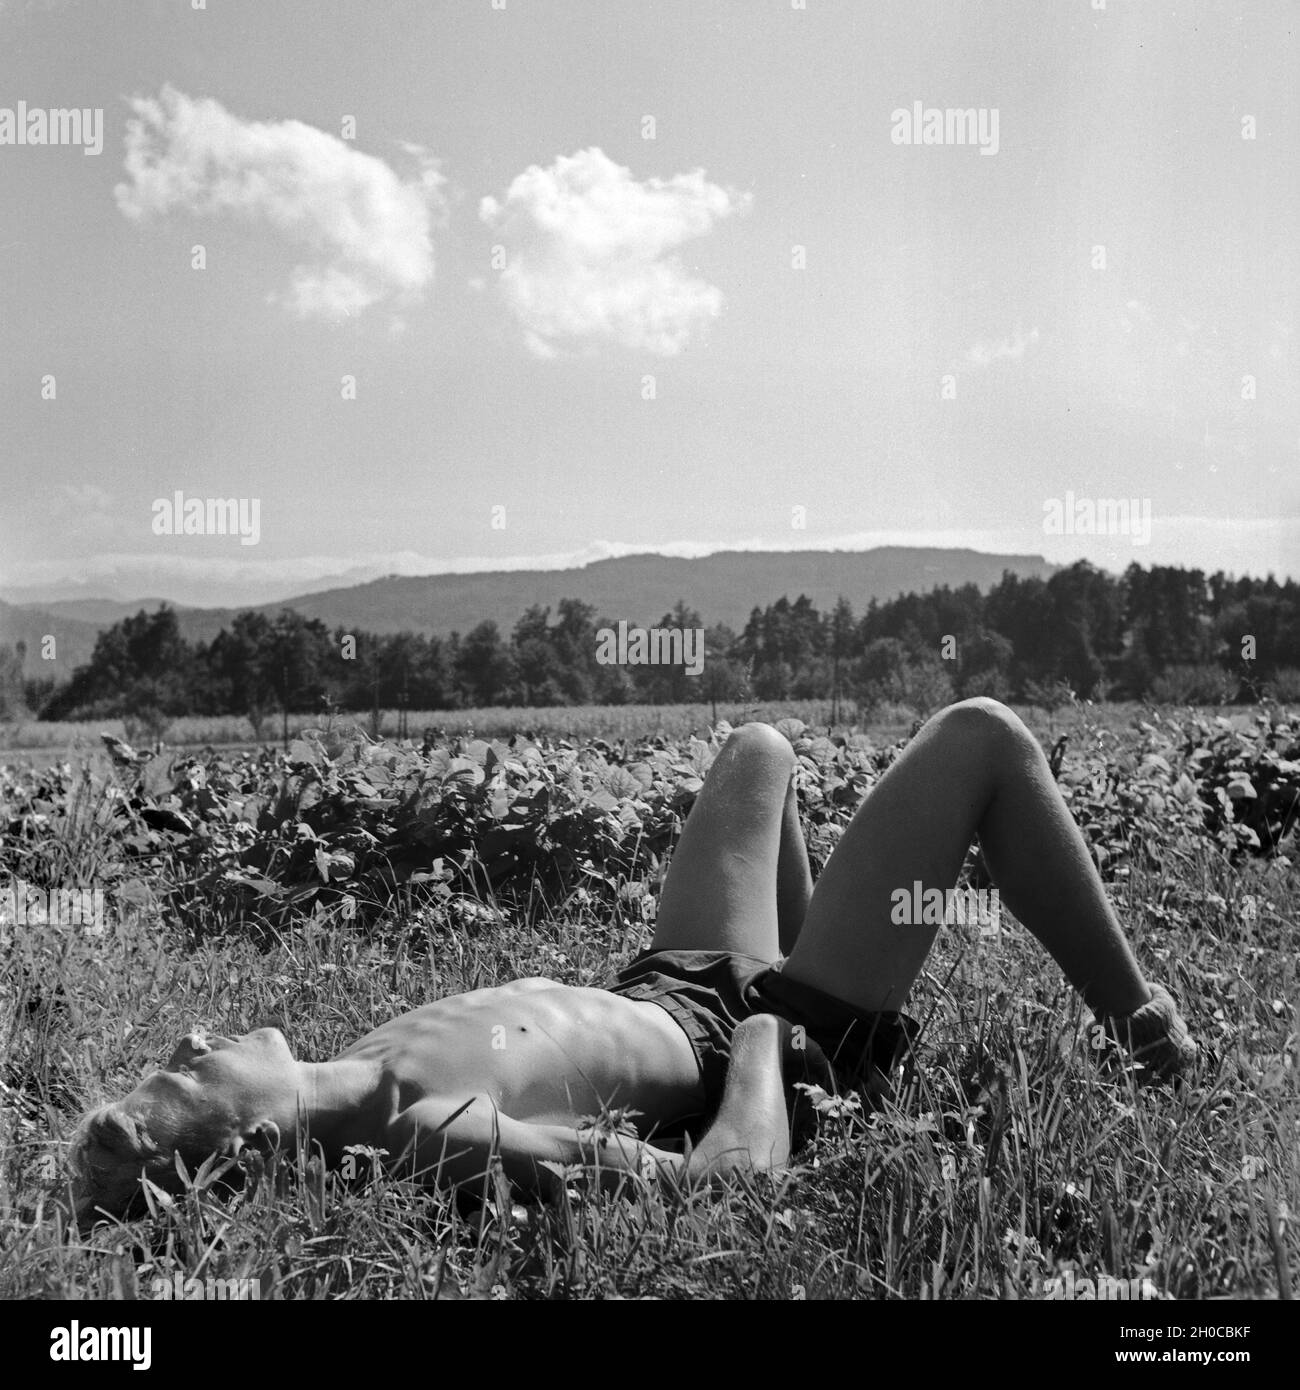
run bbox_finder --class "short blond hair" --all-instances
[67,1094,235,1225]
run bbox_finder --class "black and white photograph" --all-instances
[0,0,1296,1341]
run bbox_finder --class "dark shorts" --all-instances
[607,948,918,1111]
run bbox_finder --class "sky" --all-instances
[0,0,1296,607]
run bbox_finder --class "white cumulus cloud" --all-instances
[114,85,444,322]
[479,147,751,357]
[964,325,1040,369]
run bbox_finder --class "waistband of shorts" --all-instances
[609,977,730,1103]
[613,947,774,981]
[749,964,920,1070]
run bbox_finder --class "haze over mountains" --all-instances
[0,547,1058,683]
[1,565,396,611]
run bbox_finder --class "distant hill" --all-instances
[0,565,386,611]
[242,548,1059,638]
[1,547,1059,683]
[0,599,105,681]
[17,597,181,625]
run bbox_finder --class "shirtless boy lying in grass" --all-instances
[68,699,1198,1226]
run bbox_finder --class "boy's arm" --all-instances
[387,1095,686,1199]
[387,1016,795,1198]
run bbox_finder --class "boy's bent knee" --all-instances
[925,697,1036,756]
[726,721,798,765]
[945,696,1024,727]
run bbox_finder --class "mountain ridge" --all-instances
[1,546,1060,681]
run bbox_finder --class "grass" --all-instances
[0,706,1296,1300]
[1,701,859,756]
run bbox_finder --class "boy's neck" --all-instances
[294,1056,395,1157]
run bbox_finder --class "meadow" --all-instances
[0,699,1295,1300]
[0,700,870,758]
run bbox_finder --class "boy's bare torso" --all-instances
[338,979,705,1137]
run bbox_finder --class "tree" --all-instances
[43,605,193,727]
[264,610,334,746]
[956,628,1014,701]
[698,623,746,722]
[753,659,793,701]
[591,661,637,705]
[897,658,955,718]
[738,594,825,699]
[207,610,277,735]
[642,599,704,704]
[512,605,564,705]
[0,643,27,720]
[552,598,599,702]
[856,637,910,690]
[456,621,514,706]
[1043,562,1122,697]
[827,596,856,723]
[855,636,954,716]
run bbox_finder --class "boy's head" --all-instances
[67,1027,304,1226]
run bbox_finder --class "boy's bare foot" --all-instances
[1094,981,1198,1083]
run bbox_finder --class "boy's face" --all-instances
[125,1027,302,1142]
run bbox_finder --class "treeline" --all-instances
[5,561,1299,730]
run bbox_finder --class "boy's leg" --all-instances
[776,778,814,955]
[782,698,1153,1017]
[651,723,811,960]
